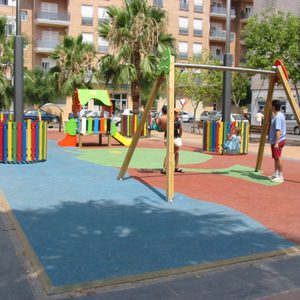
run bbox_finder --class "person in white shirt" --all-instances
[255,110,264,126]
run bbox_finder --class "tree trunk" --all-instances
[131,80,140,115]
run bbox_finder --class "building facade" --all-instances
[251,0,300,123]
[1,0,253,115]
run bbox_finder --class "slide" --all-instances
[58,119,77,147]
[112,132,131,146]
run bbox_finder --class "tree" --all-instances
[0,16,14,110]
[50,34,96,97]
[24,67,58,106]
[175,53,222,127]
[231,72,251,112]
[97,0,174,114]
[243,11,300,105]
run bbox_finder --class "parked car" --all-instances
[200,111,210,121]
[86,111,110,118]
[285,113,300,135]
[24,109,59,124]
[180,110,194,123]
[78,109,92,118]
[207,111,222,121]
[209,112,249,123]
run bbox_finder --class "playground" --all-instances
[0,56,300,297]
[0,129,299,296]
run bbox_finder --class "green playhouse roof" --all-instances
[77,89,111,107]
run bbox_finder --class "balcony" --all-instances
[35,39,59,53]
[210,6,236,19]
[194,5,203,13]
[210,30,234,42]
[36,11,70,27]
[178,52,188,60]
[179,28,188,35]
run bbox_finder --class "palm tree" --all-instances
[0,16,14,110]
[24,67,58,106]
[50,34,96,97]
[97,0,174,114]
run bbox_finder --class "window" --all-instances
[41,2,58,13]
[0,0,16,6]
[153,0,163,8]
[110,93,127,112]
[81,5,93,26]
[179,0,189,10]
[40,30,59,48]
[21,11,28,21]
[193,19,202,36]
[5,21,16,36]
[194,0,203,12]
[82,33,93,44]
[41,58,56,72]
[98,7,109,23]
[179,17,188,35]
[178,42,188,59]
[193,43,202,58]
[98,37,109,53]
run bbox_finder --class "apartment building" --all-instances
[1,0,253,113]
[251,0,300,122]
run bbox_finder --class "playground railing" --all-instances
[202,121,250,154]
[0,113,13,122]
[77,117,111,135]
[0,120,47,163]
[121,114,151,137]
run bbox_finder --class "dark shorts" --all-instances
[271,140,286,159]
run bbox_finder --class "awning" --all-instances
[76,89,112,107]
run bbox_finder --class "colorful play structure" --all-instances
[0,119,47,163]
[202,120,250,154]
[58,89,131,147]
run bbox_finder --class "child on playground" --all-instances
[148,105,167,132]
[223,127,241,154]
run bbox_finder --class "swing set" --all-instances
[117,49,300,202]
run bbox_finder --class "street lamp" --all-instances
[13,0,24,122]
[221,0,233,123]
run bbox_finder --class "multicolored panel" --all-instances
[0,120,47,163]
[202,121,249,154]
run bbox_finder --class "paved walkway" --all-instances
[0,130,299,299]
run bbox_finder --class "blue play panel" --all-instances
[0,141,295,291]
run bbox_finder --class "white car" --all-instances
[86,111,110,118]
[180,110,194,123]
[285,113,300,135]
[79,109,92,118]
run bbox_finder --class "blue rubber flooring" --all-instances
[0,141,295,288]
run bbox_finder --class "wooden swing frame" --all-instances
[117,56,300,202]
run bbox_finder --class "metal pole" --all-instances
[14,0,24,122]
[174,63,276,75]
[222,0,232,123]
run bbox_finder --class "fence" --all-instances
[0,120,47,163]
[202,121,250,154]
[0,113,13,122]
[121,114,151,137]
